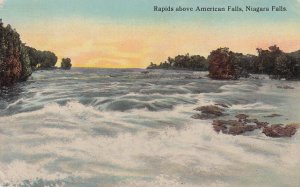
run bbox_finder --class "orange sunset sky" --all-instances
[1,0,300,68]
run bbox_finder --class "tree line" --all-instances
[26,46,72,70]
[147,53,208,71]
[0,20,72,86]
[147,45,300,80]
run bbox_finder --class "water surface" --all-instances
[0,68,299,187]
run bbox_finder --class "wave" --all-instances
[1,69,300,186]
[231,102,277,110]
[118,175,229,187]
[0,101,299,186]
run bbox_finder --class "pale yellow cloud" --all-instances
[15,18,300,68]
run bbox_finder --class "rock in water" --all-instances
[262,124,298,138]
[215,103,230,108]
[192,113,220,120]
[235,114,249,119]
[235,114,249,122]
[264,113,282,118]
[194,105,225,117]
[212,119,258,135]
[206,112,298,137]
[255,121,269,128]
[277,85,294,89]
[228,124,257,135]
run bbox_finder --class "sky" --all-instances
[0,0,300,68]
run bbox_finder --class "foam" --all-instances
[1,106,299,186]
[0,160,68,186]
[118,175,230,187]
[1,69,300,186]
[231,102,277,110]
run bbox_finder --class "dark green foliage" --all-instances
[147,45,300,80]
[254,45,299,80]
[61,58,72,70]
[272,54,293,79]
[0,21,34,85]
[288,50,300,79]
[0,20,59,87]
[40,51,57,68]
[222,45,300,80]
[0,21,23,86]
[26,46,57,69]
[147,53,208,71]
[233,54,256,78]
[26,47,39,67]
[228,45,300,80]
[289,50,300,59]
[148,62,157,69]
[256,45,283,75]
[19,44,32,81]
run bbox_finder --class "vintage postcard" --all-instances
[0,0,300,186]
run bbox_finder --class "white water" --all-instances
[0,69,299,186]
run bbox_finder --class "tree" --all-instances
[0,23,22,86]
[256,45,283,75]
[25,47,57,69]
[147,53,208,71]
[147,62,157,69]
[208,48,237,80]
[255,45,300,80]
[288,51,300,79]
[0,20,60,87]
[19,44,32,81]
[61,58,72,70]
[272,54,294,80]
[39,51,57,69]
[146,45,300,80]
